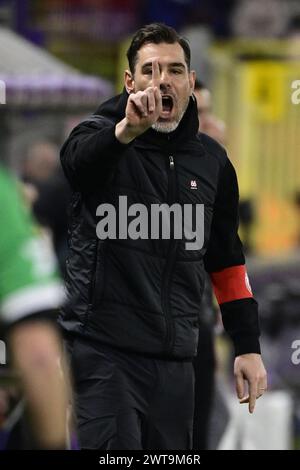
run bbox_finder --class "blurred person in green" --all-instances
[0,165,69,449]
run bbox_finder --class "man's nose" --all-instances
[159,70,170,84]
[157,72,171,92]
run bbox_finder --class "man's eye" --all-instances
[172,69,182,74]
[144,70,152,75]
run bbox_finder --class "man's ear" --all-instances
[124,70,134,94]
[189,70,196,94]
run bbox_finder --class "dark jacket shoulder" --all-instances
[199,133,227,168]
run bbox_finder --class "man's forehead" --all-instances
[137,42,186,67]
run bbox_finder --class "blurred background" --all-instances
[0,0,300,451]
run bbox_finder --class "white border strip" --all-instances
[1,281,65,323]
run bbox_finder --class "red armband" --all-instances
[210,265,253,305]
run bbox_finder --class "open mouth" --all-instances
[161,95,174,113]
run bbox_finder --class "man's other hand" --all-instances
[234,353,267,414]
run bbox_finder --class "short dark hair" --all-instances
[126,23,191,74]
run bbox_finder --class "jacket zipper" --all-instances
[161,155,178,355]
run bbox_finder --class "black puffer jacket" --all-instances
[59,90,260,359]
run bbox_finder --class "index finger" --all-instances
[248,381,257,414]
[152,59,160,88]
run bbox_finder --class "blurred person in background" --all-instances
[193,79,226,145]
[22,141,59,185]
[21,141,71,275]
[194,80,254,254]
[192,79,229,450]
[192,278,218,449]
[0,164,69,449]
[60,23,267,450]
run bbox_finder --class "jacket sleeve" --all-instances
[60,116,130,190]
[204,157,261,356]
